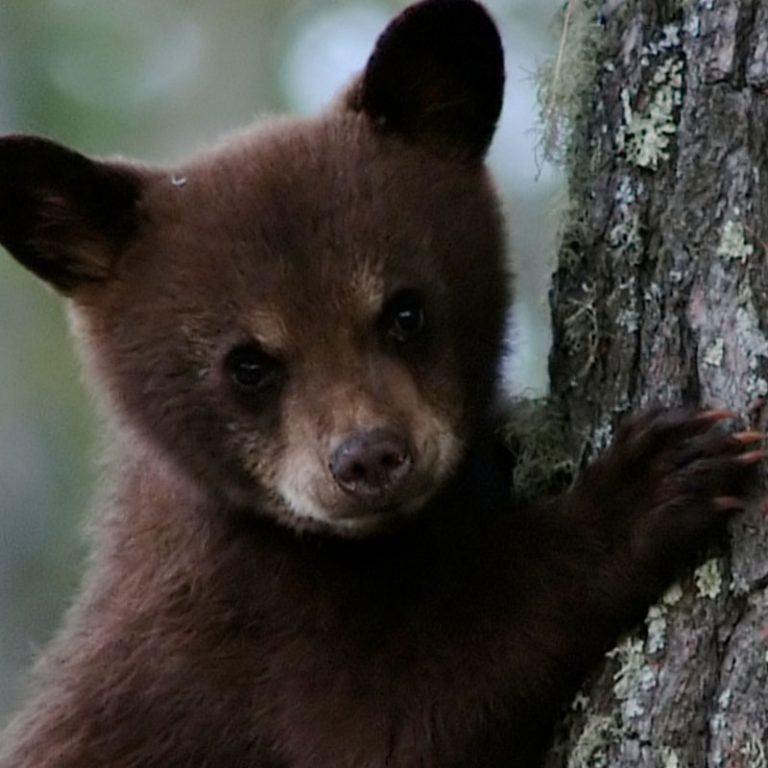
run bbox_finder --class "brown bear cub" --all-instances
[0,1,761,766]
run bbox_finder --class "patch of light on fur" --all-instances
[276,457,332,525]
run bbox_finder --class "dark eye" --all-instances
[225,344,282,392]
[382,290,426,344]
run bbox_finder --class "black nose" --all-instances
[331,429,412,499]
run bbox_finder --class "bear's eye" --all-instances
[382,289,426,344]
[225,344,282,392]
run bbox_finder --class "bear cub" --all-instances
[0,1,761,766]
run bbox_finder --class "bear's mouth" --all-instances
[272,468,439,537]
[319,488,443,536]
[327,508,412,536]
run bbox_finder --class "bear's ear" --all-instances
[0,134,143,294]
[356,0,504,160]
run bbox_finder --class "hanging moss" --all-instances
[537,0,608,167]
[500,399,576,501]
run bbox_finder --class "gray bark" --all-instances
[543,0,768,765]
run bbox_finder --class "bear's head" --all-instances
[0,0,508,536]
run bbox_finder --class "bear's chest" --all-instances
[259,621,522,767]
[248,556,536,768]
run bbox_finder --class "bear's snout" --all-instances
[331,429,412,501]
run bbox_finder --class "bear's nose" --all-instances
[331,429,412,500]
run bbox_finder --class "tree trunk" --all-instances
[542,0,768,765]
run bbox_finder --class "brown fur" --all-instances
[0,2,758,766]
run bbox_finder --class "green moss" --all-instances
[500,399,576,501]
[658,746,682,768]
[717,219,754,262]
[702,337,725,368]
[616,44,684,170]
[645,605,668,654]
[608,636,657,719]
[694,558,722,599]
[567,714,620,768]
[733,298,768,398]
[662,583,683,606]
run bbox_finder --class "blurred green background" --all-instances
[0,0,561,723]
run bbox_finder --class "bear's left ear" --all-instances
[0,134,144,295]
[354,0,504,160]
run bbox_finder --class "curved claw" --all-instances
[699,408,739,424]
[738,450,768,464]
[732,431,766,445]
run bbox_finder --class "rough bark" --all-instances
[544,0,768,765]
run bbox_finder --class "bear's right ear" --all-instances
[0,134,143,295]
[353,0,505,160]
